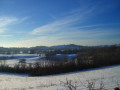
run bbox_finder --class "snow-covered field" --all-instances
[0,65,119,90]
[0,54,77,67]
[0,54,42,66]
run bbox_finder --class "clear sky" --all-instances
[0,0,120,47]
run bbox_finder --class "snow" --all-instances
[0,54,120,89]
[0,54,42,67]
[0,54,77,67]
[0,54,38,59]
[0,65,119,90]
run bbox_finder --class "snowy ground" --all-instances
[1,54,77,67]
[0,54,42,66]
[0,65,119,90]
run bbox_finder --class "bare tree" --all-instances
[60,78,78,90]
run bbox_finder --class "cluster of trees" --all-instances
[45,49,82,54]
[75,45,120,68]
[0,47,29,54]
[0,45,119,76]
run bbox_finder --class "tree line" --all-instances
[0,45,119,76]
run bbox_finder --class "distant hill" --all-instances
[31,46,49,50]
[0,44,119,54]
[50,44,85,49]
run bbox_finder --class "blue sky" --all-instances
[0,0,120,47]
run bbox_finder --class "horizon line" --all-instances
[0,43,119,48]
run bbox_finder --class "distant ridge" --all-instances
[50,44,85,49]
[0,44,119,49]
